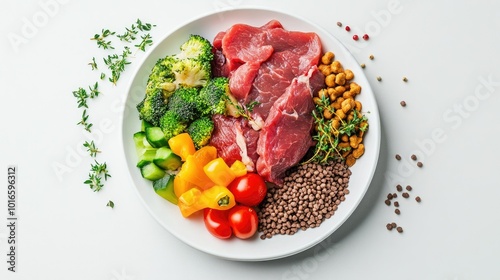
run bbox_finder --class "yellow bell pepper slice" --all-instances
[230,160,247,177]
[173,175,198,198]
[177,155,215,190]
[168,133,196,161]
[203,158,236,187]
[178,186,236,217]
[192,146,217,166]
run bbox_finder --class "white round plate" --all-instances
[121,7,380,261]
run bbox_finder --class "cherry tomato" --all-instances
[203,208,232,239]
[227,173,267,206]
[228,205,258,239]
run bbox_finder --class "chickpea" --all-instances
[323,108,333,119]
[353,144,365,158]
[321,52,335,65]
[318,64,332,76]
[335,72,346,86]
[342,150,352,159]
[355,100,362,111]
[341,98,354,113]
[344,69,354,80]
[350,135,362,149]
[346,154,356,167]
[338,142,350,149]
[325,74,336,87]
[334,86,346,94]
[318,88,329,99]
[335,108,346,119]
[341,134,349,142]
[330,61,344,74]
[349,82,361,95]
[328,88,340,100]
[347,111,354,121]
[343,91,354,99]
[313,97,322,105]
[331,118,340,130]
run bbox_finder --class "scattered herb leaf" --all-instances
[88,82,100,98]
[73,87,88,108]
[88,57,98,70]
[91,29,116,49]
[77,109,93,132]
[83,140,100,157]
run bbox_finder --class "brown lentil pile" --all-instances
[257,160,351,240]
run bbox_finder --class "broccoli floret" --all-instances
[136,88,169,126]
[176,34,214,62]
[159,110,187,142]
[172,58,211,88]
[145,56,178,97]
[187,116,214,149]
[166,86,200,123]
[197,77,231,115]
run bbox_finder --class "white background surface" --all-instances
[1,0,500,279]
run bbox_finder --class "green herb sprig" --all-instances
[305,95,368,164]
[83,140,100,157]
[84,160,111,192]
[91,29,116,49]
[77,109,93,132]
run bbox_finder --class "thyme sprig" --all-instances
[84,160,111,192]
[73,87,88,108]
[77,109,93,132]
[88,82,100,98]
[305,95,368,164]
[103,46,132,84]
[83,140,100,157]
[91,29,115,49]
[88,57,98,70]
[135,33,153,52]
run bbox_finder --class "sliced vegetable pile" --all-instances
[133,129,267,239]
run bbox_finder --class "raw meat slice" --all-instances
[209,115,257,171]
[245,28,322,121]
[221,24,274,70]
[256,71,317,185]
[228,62,261,100]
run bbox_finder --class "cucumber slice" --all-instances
[153,174,178,205]
[140,162,165,181]
[145,127,168,148]
[153,147,182,171]
[133,131,146,147]
[133,131,153,156]
[136,148,157,168]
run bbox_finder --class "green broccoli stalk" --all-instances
[160,110,187,142]
[136,88,169,126]
[187,116,214,149]
[166,86,200,123]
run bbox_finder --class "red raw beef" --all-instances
[209,115,259,171]
[210,20,325,186]
[256,69,318,185]
[214,20,322,117]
